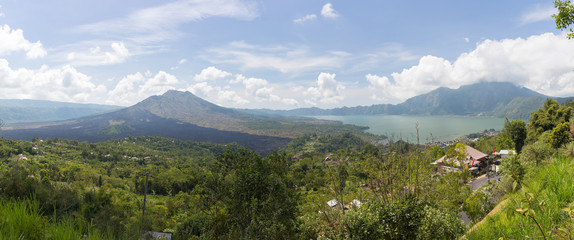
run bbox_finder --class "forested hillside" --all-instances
[0,98,573,239]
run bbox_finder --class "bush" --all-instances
[174,214,213,240]
[417,205,466,240]
[519,140,553,167]
[463,191,493,223]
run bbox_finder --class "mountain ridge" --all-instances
[0,99,121,123]
[243,82,560,120]
[1,90,369,154]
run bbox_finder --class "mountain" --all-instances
[1,91,368,154]
[244,82,553,120]
[397,82,545,116]
[0,99,121,123]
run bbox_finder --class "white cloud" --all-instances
[205,41,344,73]
[105,42,130,64]
[464,37,470,43]
[350,43,418,72]
[193,66,232,82]
[187,67,299,107]
[367,32,574,103]
[108,71,178,105]
[76,0,258,43]
[321,3,338,19]
[521,5,555,24]
[0,59,106,102]
[293,14,317,24]
[65,42,131,66]
[306,72,345,104]
[170,58,188,70]
[0,24,47,59]
[0,5,4,17]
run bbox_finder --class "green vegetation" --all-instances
[463,98,574,239]
[0,130,474,239]
[554,0,574,39]
[0,96,573,239]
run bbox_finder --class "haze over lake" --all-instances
[313,115,505,143]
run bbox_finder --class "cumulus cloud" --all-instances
[66,42,131,66]
[293,14,317,24]
[0,24,47,59]
[187,67,298,107]
[0,59,106,102]
[521,5,555,24]
[367,33,574,103]
[107,71,178,105]
[188,82,249,106]
[306,72,345,105]
[193,66,232,82]
[232,74,298,105]
[321,3,338,18]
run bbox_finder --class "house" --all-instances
[495,150,516,159]
[432,145,488,171]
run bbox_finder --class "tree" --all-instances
[527,98,572,142]
[554,0,574,39]
[509,120,527,154]
[211,148,299,239]
[550,122,571,148]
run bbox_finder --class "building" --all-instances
[495,150,516,159]
[432,144,488,172]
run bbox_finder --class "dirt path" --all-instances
[460,199,509,239]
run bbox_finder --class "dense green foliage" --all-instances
[1,94,573,239]
[0,130,473,239]
[509,120,526,154]
[464,97,574,239]
[554,0,574,39]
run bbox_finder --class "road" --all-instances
[468,174,496,191]
[459,174,499,225]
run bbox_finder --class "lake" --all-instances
[313,115,505,143]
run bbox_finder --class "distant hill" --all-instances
[1,91,368,154]
[244,82,555,120]
[0,99,121,123]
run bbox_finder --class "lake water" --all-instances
[313,115,505,143]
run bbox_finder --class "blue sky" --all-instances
[0,0,572,109]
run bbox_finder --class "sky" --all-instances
[0,0,572,109]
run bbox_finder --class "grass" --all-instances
[464,154,574,239]
[0,198,112,240]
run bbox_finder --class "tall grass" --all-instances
[465,154,574,239]
[0,198,111,240]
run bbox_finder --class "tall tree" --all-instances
[509,120,527,154]
[527,98,572,142]
[213,148,299,239]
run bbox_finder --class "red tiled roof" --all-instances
[434,145,487,167]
